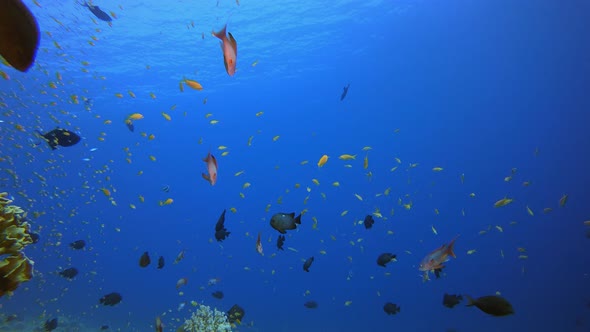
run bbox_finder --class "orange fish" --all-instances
[212,24,237,76]
[256,232,263,256]
[419,235,459,273]
[0,0,40,72]
[202,152,218,185]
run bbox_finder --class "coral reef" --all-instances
[0,192,34,297]
[183,304,232,332]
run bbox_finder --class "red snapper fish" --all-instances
[202,152,218,185]
[212,24,237,76]
[419,235,459,274]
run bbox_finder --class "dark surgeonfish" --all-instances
[364,215,375,229]
[212,291,224,299]
[270,212,301,234]
[303,256,314,272]
[37,128,81,150]
[227,304,245,324]
[82,1,112,21]
[383,302,400,315]
[139,251,150,267]
[377,253,396,267]
[69,240,86,250]
[157,256,165,269]
[99,292,122,306]
[443,293,463,308]
[0,0,40,72]
[59,267,78,279]
[465,295,514,316]
[340,83,350,101]
[276,235,285,250]
[215,209,230,241]
[304,301,318,309]
[44,318,58,331]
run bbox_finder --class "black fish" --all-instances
[363,215,375,229]
[383,302,400,315]
[304,301,318,309]
[276,235,285,250]
[340,83,350,101]
[29,232,40,244]
[0,0,40,72]
[70,240,86,250]
[82,1,112,21]
[161,185,170,193]
[465,295,514,316]
[37,128,81,150]
[443,293,463,308]
[227,304,245,324]
[139,251,150,267]
[434,267,444,279]
[270,212,301,234]
[303,256,314,272]
[377,253,396,267]
[99,292,122,306]
[44,318,58,331]
[59,267,78,279]
[100,326,109,330]
[215,209,230,242]
[157,256,165,269]
[125,119,134,132]
[212,291,224,299]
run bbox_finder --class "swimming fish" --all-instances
[383,302,400,315]
[202,152,218,185]
[317,154,329,167]
[276,235,285,250]
[125,119,134,132]
[99,292,122,306]
[212,24,237,76]
[256,232,264,256]
[37,128,81,150]
[340,83,350,101]
[212,291,224,299]
[304,301,318,309]
[214,209,230,242]
[157,256,165,269]
[303,256,314,272]
[364,215,375,229]
[155,317,163,332]
[139,251,150,268]
[443,293,463,308]
[465,295,514,316]
[227,304,245,324]
[174,249,185,264]
[44,318,58,331]
[377,253,396,267]
[82,1,112,22]
[0,0,40,72]
[176,277,188,289]
[59,267,78,279]
[270,212,302,234]
[69,240,86,250]
[419,236,459,273]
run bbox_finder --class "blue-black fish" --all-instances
[340,83,350,101]
[99,292,122,306]
[44,318,58,331]
[303,256,314,272]
[443,293,462,308]
[37,128,81,150]
[212,291,224,299]
[377,253,396,267]
[383,302,400,315]
[69,240,86,250]
[465,295,514,316]
[59,267,78,279]
[0,0,40,72]
[215,209,230,241]
[82,1,112,22]
[304,301,318,309]
[125,119,134,132]
[227,304,245,324]
[364,215,374,229]
[270,212,301,234]
[139,251,150,267]
[157,256,165,269]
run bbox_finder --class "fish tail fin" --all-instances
[447,235,459,258]
[294,214,302,225]
[465,295,475,306]
[212,24,227,40]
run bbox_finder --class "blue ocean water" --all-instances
[1,0,590,331]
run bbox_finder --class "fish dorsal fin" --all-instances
[228,32,237,50]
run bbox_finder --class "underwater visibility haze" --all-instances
[1,0,590,331]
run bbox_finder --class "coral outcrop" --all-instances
[183,304,232,332]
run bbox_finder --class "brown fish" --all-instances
[212,24,237,76]
[0,0,40,72]
[139,251,151,267]
[465,295,514,316]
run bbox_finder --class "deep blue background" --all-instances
[1,0,589,331]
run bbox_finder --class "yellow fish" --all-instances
[339,154,356,160]
[128,113,144,120]
[317,154,328,167]
[184,78,203,90]
[494,197,513,208]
